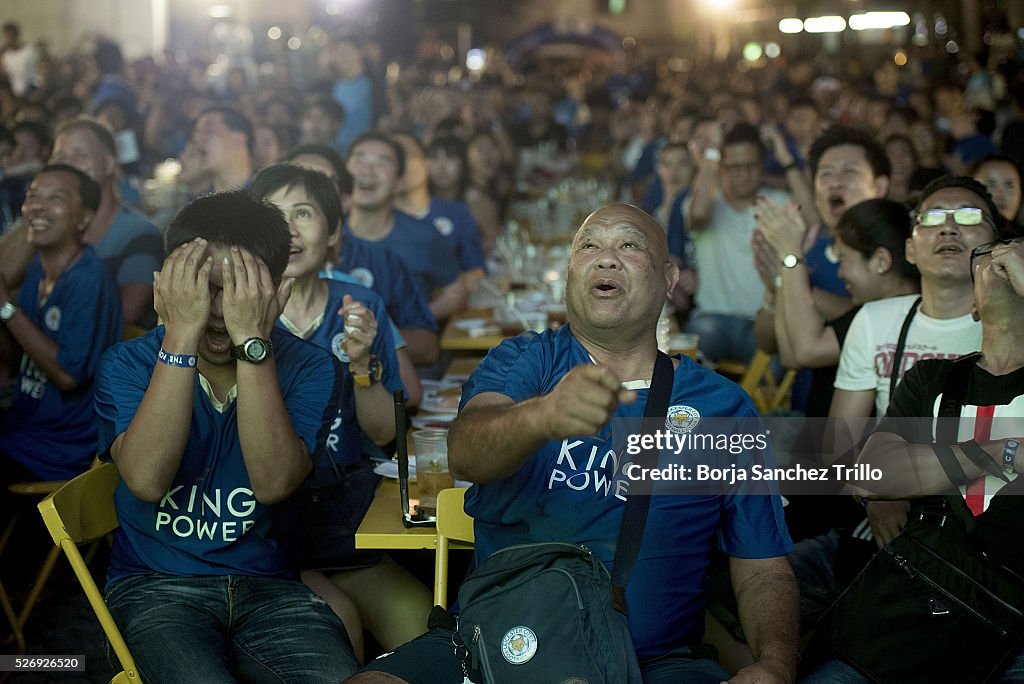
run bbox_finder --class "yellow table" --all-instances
[354,479,440,550]
[440,309,508,352]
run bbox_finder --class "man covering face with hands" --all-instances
[95,189,359,684]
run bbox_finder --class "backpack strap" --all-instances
[611,351,673,614]
[887,296,922,408]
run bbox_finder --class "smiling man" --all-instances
[0,164,121,490]
[94,190,358,683]
[348,204,799,684]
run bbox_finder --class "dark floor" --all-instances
[4,564,113,683]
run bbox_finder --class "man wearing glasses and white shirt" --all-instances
[829,175,1005,545]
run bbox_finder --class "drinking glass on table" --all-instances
[412,429,455,513]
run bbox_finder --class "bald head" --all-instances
[574,203,670,264]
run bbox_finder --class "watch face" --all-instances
[783,254,800,268]
[245,339,268,361]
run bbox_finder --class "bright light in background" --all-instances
[267,26,282,40]
[743,43,763,62]
[209,4,232,18]
[699,0,738,11]
[894,50,908,66]
[849,12,911,31]
[466,48,486,71]
[287,36,302,50]
[764,42,781,59]
[778,18,804,34]
[803,16,847,34]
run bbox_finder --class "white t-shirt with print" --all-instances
[684,188,788,319]
[834,293,982,415]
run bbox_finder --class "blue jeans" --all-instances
[684,312,756,363]
[801,655,1024,683]
[105,574,359,684]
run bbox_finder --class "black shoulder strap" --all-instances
[611,351,673,613]
[888,296,922,405]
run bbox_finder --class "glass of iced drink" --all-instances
[412,429,455,513]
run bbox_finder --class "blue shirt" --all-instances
[344,211,459,297]
[331,75,373,154]
[96,327,342,584]
[460,325,792,658]
[336,236,438,333]
[1,247,122,479]
[424,198,487,272]
[805,232,850,298]
[276,280,402,477]
[95,206,163,287]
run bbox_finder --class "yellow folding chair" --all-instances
[728,350,797,415]
[433,487,474,608]
[37,463,143,683]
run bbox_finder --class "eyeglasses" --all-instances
[916,207,993,227]
[969,235,1024,280]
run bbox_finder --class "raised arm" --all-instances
[338,293,397,446]
[222,247,308,504]
[112,240,211,502]
[448,364,634,483]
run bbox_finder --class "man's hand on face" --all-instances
[154,238,212,341]
[221,246,294,344]
[539,364,636,441]
[990,240,1024,296]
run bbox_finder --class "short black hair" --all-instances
[346,130,405,177]
[165,189,290,281]
[282,143,352,195]
[35,163,101,212]
[305,95,346,124]
[835,198,917,281]
[723,123,765,159]
[195,106,254,155]
[916,174,1003,238]
[808,125,891,181]
[250,163,342,240]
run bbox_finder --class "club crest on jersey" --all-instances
[433,216,454,236]
[349,267,374,289]
[44,306,61,331]
[666,405,700,433]
[331,332,350,362]
[501,626,538,665]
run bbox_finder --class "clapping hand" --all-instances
[337,294,378,370]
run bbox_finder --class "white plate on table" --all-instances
[411,414,455,430]
[420,393,461,414]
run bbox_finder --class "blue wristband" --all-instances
[158,348,198,368]
[1004,439,1020,472]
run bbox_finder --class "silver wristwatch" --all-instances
[0,302,16,322]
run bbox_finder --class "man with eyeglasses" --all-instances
[828,175,1001,547]
[802,219,1024,684]
[683,123,797,362]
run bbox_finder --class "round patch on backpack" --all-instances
[501,626,537,665]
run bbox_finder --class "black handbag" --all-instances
[822,355,1024,684]
[455,353,674,684]
[824,500,1024,684]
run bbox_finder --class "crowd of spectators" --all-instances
[3,14,1024,682]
